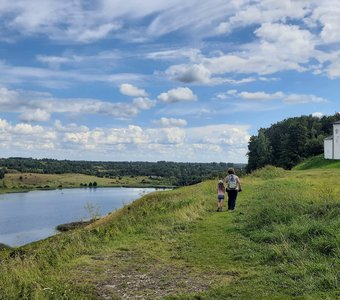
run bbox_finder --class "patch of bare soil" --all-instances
[75,249,233,300]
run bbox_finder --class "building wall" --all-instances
[334,124,340,159]
[324,139,333,159]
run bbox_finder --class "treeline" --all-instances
[247,113,340,171]
[0,158,246,186]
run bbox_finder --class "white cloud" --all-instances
[165,64,215,85]
[311,1,340,44]
[215,1,310,35]
[0,87,153,121]
[153,117,187,127]
[120,83,148,97]
[0,118,57,152]
[284,94,327,104]
[226,90,328,104]
[19,109,50,122]
[157,87,197,103]
[54,120,89,133]
[238,91,284,101]
[36,55,77,69]
[0,0,234,43]
[36,51,120,69]
[70,23,121,43]
[0,60,144,88]
[132,97,155,110]
[145,48,201,61]
[312,112,324,118]
[0,118,250,162]
[165,22,320,83]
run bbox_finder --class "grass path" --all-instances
[57,212,245,299]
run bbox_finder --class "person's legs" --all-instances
[217,196,222,211]
[227,191,232,210]
[229,190,238,210]
[227,190,238,210]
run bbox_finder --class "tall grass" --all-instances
[235,175,339,297]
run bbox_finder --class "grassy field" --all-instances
[0,172,172,194]
[0,166,339,299]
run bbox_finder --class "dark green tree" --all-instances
[247,129,272,172]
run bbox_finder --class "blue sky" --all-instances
[0,0,339,163]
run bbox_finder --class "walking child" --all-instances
[216,179,225,212]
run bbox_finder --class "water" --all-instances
[0,187,160,247]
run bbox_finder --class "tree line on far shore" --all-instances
[247,113,340,172]
[0,159,246,186]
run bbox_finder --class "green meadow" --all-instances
[0,164,339,299]
[0,172,172,194]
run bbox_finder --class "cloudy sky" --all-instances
[0,0,339,163]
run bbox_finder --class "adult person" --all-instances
[225,168,242,211]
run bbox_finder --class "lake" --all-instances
[0,187,161,247]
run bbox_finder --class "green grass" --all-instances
[294,154,340,170]
[0,172,173,194]
[0,167,339,299]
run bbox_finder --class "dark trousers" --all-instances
[227,190,238,210]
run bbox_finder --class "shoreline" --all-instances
[0,184,176,195]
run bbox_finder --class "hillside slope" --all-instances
[0,166,339,299]
[294,154,340,170]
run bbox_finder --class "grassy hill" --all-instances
[0,166,339,299]
[294,154,340,170]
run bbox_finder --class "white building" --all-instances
[324,121,340,159]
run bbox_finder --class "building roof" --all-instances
[324,136,333,140]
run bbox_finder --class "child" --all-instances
[216,179,225,212]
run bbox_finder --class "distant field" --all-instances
[0,172,172,193]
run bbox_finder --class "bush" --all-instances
[250,165,286,179]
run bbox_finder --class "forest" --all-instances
[247,113,340,171]
[0,158,246,186]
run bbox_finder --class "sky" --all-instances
[0,0,339,163]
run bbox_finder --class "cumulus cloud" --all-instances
[157,87,197,103]
[165,64,215,85]
[19,109,51,122]
[120,83,148,97]
[0,118,57,152]
[153,117,187,127]
[312,112,324,118]
[310,1,340,44]
[215,1,310,35]
[165,22,320,83]
[132,97,155,110]
[0,118,250,162]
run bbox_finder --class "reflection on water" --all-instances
[0,187,161,247]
